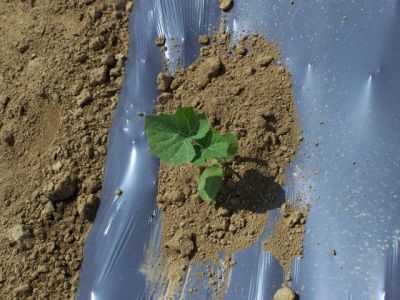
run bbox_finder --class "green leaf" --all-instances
[192,128,239,166]
[144,107,210,165]
[198,165,224,203]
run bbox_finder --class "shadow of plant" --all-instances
[216,161,284,214]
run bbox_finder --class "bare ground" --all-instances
[0,0,131,298]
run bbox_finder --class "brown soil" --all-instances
[273,286,296,300]
[263,201,308,275]
[153,33,302,296]
[0,0,131,298]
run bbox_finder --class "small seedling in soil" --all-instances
[145,107,238,202]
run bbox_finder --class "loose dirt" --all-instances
[263,201,308,275]
[0,0,131,298]
[153,33,304,296]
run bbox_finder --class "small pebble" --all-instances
[115,188,123,196]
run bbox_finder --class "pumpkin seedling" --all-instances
[144,107,238,202]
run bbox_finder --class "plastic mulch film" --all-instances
[77,0,400,299]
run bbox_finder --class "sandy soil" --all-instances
[0,0,131,298]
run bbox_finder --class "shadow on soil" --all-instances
[216,161,285,214]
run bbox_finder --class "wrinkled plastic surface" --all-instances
[77,0,400,299]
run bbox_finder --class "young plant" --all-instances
[144,107,238,202]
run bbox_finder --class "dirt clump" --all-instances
[0,0,131,298]
[157,72,174,92]
[164,230,196,258]
[198,35,210,45]
[263,202,308,275]
[155,35,166,47]
[154,33,301,294]
[219,0,234,12]
[273,286,296,300]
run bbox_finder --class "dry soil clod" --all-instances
[157,72,174,92]
[273,286,296,300]
[219,0,234,12]
[77,194,100,222]
[155,36,166,47]
[198,35,210,45]
[53,173,77,201]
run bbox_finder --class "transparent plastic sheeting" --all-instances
[77,0,400,299]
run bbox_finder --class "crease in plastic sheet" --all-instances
[77,0,400,299]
